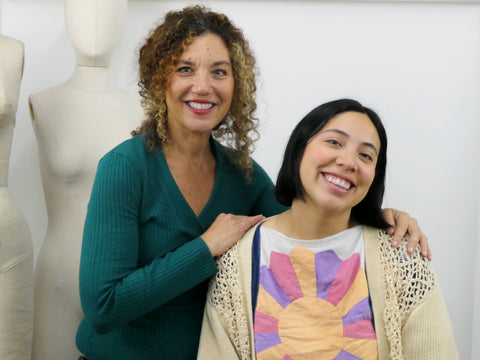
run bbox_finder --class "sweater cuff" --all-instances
[186,237,218,278]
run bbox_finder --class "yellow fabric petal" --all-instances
[256,285,285,318]
[289,247,317,297]
[336,268,368,316]
[342,338,378,359]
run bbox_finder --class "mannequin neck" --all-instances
[68,65,115,92]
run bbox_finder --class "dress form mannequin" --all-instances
[29,1,141,359]
[0,35,34,360]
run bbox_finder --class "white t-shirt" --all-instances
[254,225,378,360]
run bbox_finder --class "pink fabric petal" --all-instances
[343,319,377,340]
[254,311,279,334]
[326,253,360,306]
[270,251,303,301]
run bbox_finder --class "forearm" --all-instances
[80,235,217,333]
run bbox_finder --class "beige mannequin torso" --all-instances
[30,66,140,234]
[0,36,22,186]
[29,65,141,360]
[0,34,34,360]
[29,1,139,358]
[29,66,141,254]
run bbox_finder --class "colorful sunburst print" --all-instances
[254,247,377,360]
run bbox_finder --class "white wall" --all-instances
[1,1,479,359]
[474,197,480,359]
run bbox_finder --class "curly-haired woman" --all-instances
[76,6,429,360]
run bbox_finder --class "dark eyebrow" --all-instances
[177,59,193,65]
[176,59,231,67]
[213,60,231,67]
[323,129,378,155]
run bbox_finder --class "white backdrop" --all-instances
[1,1,479,359]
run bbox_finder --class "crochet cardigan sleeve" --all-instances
[197,225,257,360]
[365,227,458,360]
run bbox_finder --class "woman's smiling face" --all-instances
[298,111,381,216]
[165,33,234,137]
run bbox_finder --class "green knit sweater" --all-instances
[76,135,286,360]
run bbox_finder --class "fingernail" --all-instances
[391,240,398,247]
[408,247,413,253]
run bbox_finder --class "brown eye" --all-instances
[213,69,227,76]
[360,153,373,161]
[326,139,341,146]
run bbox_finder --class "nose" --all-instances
[336,149,358,171]
[191,72,211,95]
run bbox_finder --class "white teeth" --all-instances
[188,102,214,110]
[325,174,352,190]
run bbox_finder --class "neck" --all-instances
[271,200,353,240]
[165,140,213,166]
[165,127,213,164]
[68,65,115,92]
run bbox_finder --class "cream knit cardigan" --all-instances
[197,224,458,360]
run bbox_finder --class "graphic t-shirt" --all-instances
[254,226,378,360]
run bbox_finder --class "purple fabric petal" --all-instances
[255,332,281,353]
[259,265,292,308]
[334,350,362,360]
[315,250,342,299]
[342,297,372,325]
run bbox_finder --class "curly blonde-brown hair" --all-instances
[132,5,259,176]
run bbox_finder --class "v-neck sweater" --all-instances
[76,135,286,360]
